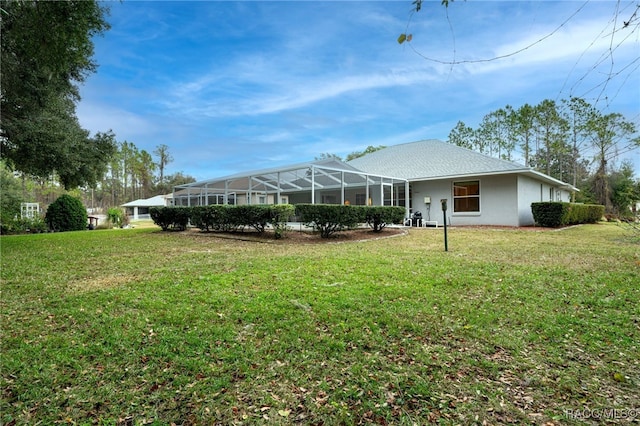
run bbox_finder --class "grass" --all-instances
[1,224,638,425]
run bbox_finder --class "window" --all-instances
[453,180,480,213]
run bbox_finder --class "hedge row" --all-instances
[150,205,296,239]
[150,206,191,231]
[296,204,406,237]
[531,202,604,227]
[190,204,295,238]
[150,204,406,238]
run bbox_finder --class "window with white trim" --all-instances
[453,180,480,213]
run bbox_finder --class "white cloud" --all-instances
[76,102,155,138]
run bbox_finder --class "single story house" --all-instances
[172,139,577,227]
[122,194,173,220]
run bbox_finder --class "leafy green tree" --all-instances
[315,153,342,161]
[135,150,156,199]
[561,97,597,197]
[0,162,23,229]
[345,145,387,161]
[609,161,640,217]
[156,172,196,195]
[448,121,476,150]
[0,0,112,188]
[154,144,173,185]
[45,194,87,232]
[588,112,638,212]
[531,100,570,180]
[513,104,536,167]
[477,106,516,160]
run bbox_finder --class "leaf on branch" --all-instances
[397,33,407,44]
[407,34,413,42]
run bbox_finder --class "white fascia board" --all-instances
[409,169,578,191]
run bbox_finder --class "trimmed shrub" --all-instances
[150,206,190,231]
[107,207,125,228]
[5,217,48,234]
[234,205,271,233]
[191,205,232,231]
[191,204,295,238]
[361,206,406,232]
[296,204,362,238]
[531,202,604,227]
[45,194,88,232]
[269,204,295,239]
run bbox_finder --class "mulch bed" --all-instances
[185,226,408,244]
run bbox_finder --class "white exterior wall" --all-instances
[517,175,540,226]
[412,174,575,227]
[411,174,520,226]
[517,175,573,226]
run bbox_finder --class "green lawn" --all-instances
[1,224,638,425]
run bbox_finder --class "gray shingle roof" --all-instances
[347,139,530,181]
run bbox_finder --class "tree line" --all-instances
[448,98,639,215]
[0,1,194,225]
[1,1,638,226]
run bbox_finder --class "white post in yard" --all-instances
[405,180,410,219]
[365,175,370,205]
[311,167,315,204]
[277,172,281,204]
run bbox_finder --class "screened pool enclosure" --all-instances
[173,159,410,217]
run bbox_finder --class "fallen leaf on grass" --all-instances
[278,409,291,417]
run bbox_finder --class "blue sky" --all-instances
[77,1,640,181]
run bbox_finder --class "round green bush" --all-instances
[45,194,87,232]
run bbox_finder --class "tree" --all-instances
[530,100,569,180]
[0,162,23,228]
[315,153,342,161]
[588,112,638,212]
[513,104,536,167]
[135,150,156,199]
[561,98,598,199]
[45,194,87,232]
[344,145,387,161]
[0,0,112,188]
[477,107,516,160]
[164,172,196,188]
[609,161,640,217]
[154,144,173,185]
[448,121,476,150]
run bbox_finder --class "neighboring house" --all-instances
[173,139,577,227]
[122,194,173,220]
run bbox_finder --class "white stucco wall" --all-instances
[411,174,575,227]
[517,175,574,225]
[411,174,521,226]
[517,175,540,226]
